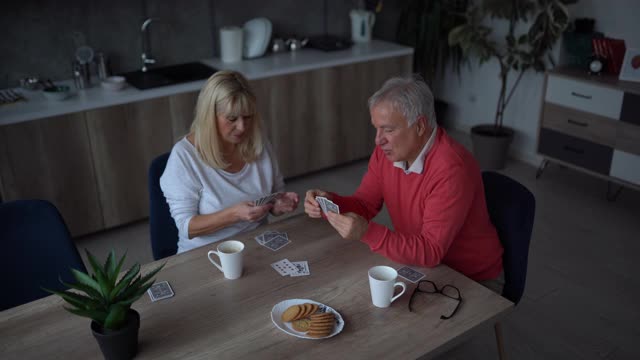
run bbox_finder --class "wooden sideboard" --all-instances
[0,55,411,236]
[537,68,640,196]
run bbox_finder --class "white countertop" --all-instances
[0,40,412,126]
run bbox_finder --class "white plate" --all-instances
[271,299,344,340]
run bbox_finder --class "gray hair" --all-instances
[367,74,436,128]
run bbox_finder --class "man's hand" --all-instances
[271,192,300,216]
[326,212,368,241]
[232,201,273,222]
[304,189,332,218]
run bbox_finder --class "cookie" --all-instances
[299,303,313,318]
[309,325,334,332]
[308,303,319,316]
[310,313,334,321]
[307,329,332,338]
[292,318,311,332]
[281,305,302,322]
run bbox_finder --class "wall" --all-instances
[432,0,640,165]
[0,0,361,89]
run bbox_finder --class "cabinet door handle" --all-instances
[567,119,588,127]
[563,145,585,155]
[571,91,592,100]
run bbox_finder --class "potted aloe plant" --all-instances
[448,0,576,169]
[47,250,164,360]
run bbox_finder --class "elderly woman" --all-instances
[160,70,299,253]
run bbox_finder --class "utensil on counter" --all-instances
[39,79,56,91]
[271,38,286,53]
[0,89,26,105]
[42,85,72,101]
[286,37,308,51]
[96,52,111,80]
[20,77,42,91]
[101,76,126,91]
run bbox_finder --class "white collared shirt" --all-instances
[394,127,438,175]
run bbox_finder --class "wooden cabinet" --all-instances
[85,98,173,228]
[252,55,412,178]
[537,68,640,191]
[0,53,412,235]
[169,91,199,142]
[0,113,103,236]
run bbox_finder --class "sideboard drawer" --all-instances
[545,75,623,119]
[538,128,613,174]
[616,121,640,156]
[541,102,617,148]
[610,150,640,185]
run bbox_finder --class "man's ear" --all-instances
[416,115,428,136]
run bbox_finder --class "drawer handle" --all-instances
[563,145,584,155]
[567,119,588,127]
[571,91,592,100]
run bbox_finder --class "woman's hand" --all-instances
[231,201,273,222]
[304,189,332,218]
[271,192,300,216]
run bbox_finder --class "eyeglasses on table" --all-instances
[408,279,462,320]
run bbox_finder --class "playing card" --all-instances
[254,192,281,206]
[324,199,340,214]
[264,231,287,243]
[147,281,174,302]
[270,259,298,276]
[263,234,290,251]
[290,261,310,277]
[315,196,328,213]
[397,266,426,283]
[255,230,279,245]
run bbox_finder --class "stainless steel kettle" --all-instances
[286,37,308,51]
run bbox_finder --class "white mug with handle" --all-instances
[368,265,407,308]
[207,240,244,280]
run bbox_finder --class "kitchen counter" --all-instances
[0,40,412,126]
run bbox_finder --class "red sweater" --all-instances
[332,129,503,281]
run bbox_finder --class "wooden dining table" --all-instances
[0,214,513,359]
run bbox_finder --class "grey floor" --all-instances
[76,129,640,360]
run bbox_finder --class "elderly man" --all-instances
[305,75,504,289]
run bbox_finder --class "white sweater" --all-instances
[160,137,285,253]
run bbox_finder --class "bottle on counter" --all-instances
[96,52,111,81]
[72,60,91,89]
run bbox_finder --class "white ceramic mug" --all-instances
[207,240,244,279]
[368,266,407,308]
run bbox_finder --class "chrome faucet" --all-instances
[141,18,157,72]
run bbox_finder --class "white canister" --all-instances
[220,26,243,63]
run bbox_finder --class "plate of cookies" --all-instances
[271,299,344,339]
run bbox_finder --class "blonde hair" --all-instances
[190,70,264,169]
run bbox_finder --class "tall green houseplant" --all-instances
[448,0,576,169]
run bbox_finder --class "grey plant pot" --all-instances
[91,309,140,360]
[470,124,514,170]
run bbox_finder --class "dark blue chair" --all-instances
[149,152,178,260]
[0,200,87,310]
[482,171,535,359]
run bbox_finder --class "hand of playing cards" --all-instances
[315,196,340,215]
[253,192,282,206]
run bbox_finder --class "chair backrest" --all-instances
[148,152,178,260]
[0,200,87,310]
[482,172,536,305]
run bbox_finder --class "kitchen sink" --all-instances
[121,62,217,90]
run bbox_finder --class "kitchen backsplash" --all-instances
[0,0,403,89]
